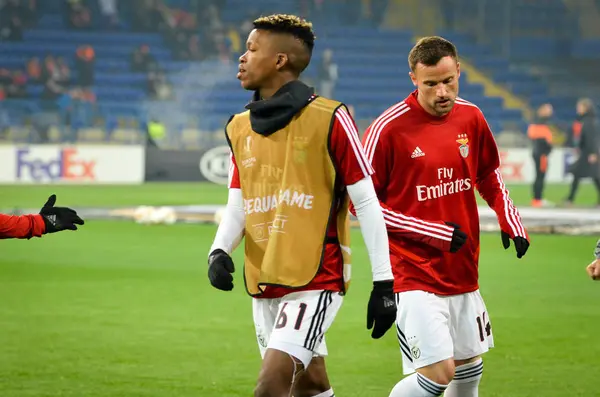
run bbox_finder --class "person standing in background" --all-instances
[567,114,583,148]
[565,98,600,206]
[527,103,554,208]
[318,49,337,99]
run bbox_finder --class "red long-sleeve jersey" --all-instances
[0,213,46,239]
[361,91,528,295]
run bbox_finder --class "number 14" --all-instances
[476,312,491,342]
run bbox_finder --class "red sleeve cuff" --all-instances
[31,214,46,237]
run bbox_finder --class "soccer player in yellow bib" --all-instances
[207,14,396,397]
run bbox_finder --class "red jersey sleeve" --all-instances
[475,110,528,240]
[0,213,45,239]
[329,107,374,185]
[228,151,241,189]
[361,116,392,198]
[357,115,455,251]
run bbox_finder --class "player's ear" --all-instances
[456,62,461,79]
[275,53,288,71]
[409,71,417,87]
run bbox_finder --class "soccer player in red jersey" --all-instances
[1,194,84,239]
[359,36,530,397]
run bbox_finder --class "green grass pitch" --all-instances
[1,182,599,396]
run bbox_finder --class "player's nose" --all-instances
[436,85,448,97]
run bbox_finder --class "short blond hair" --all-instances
[253,14,316,53]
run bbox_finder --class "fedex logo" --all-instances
[16,148,96,182]
[498,151,524,181]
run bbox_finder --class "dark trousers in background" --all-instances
[532,154,548,201]
[567,175,600,203]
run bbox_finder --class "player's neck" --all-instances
[259,76,297,100]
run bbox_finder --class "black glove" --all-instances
[445,221,467,253]
[367,280,397,339]
[208,249,235,291]
[39,194,84,234]
[501,231,529,259]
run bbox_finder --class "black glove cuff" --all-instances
[209,249,226,257]
[208,249,225,264]
[41,215,57,234]
[373,280,394,291]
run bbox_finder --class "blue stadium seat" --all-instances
[24,30,164,46]
[571,40,600,59]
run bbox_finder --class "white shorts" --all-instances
[395,290,494,375]
[253,290,344,368]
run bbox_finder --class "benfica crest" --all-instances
[456,133,469,158]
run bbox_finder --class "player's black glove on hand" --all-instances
[501,231,529,259]
[39,194,85,234]
[208,249,235,291]
[445,221,467,253]
[367,280,397,339]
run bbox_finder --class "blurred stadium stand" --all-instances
[438,0,600,141]
[0,0,598,148]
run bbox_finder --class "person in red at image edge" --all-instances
[354,36,530,397]
[0,194,84,239]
